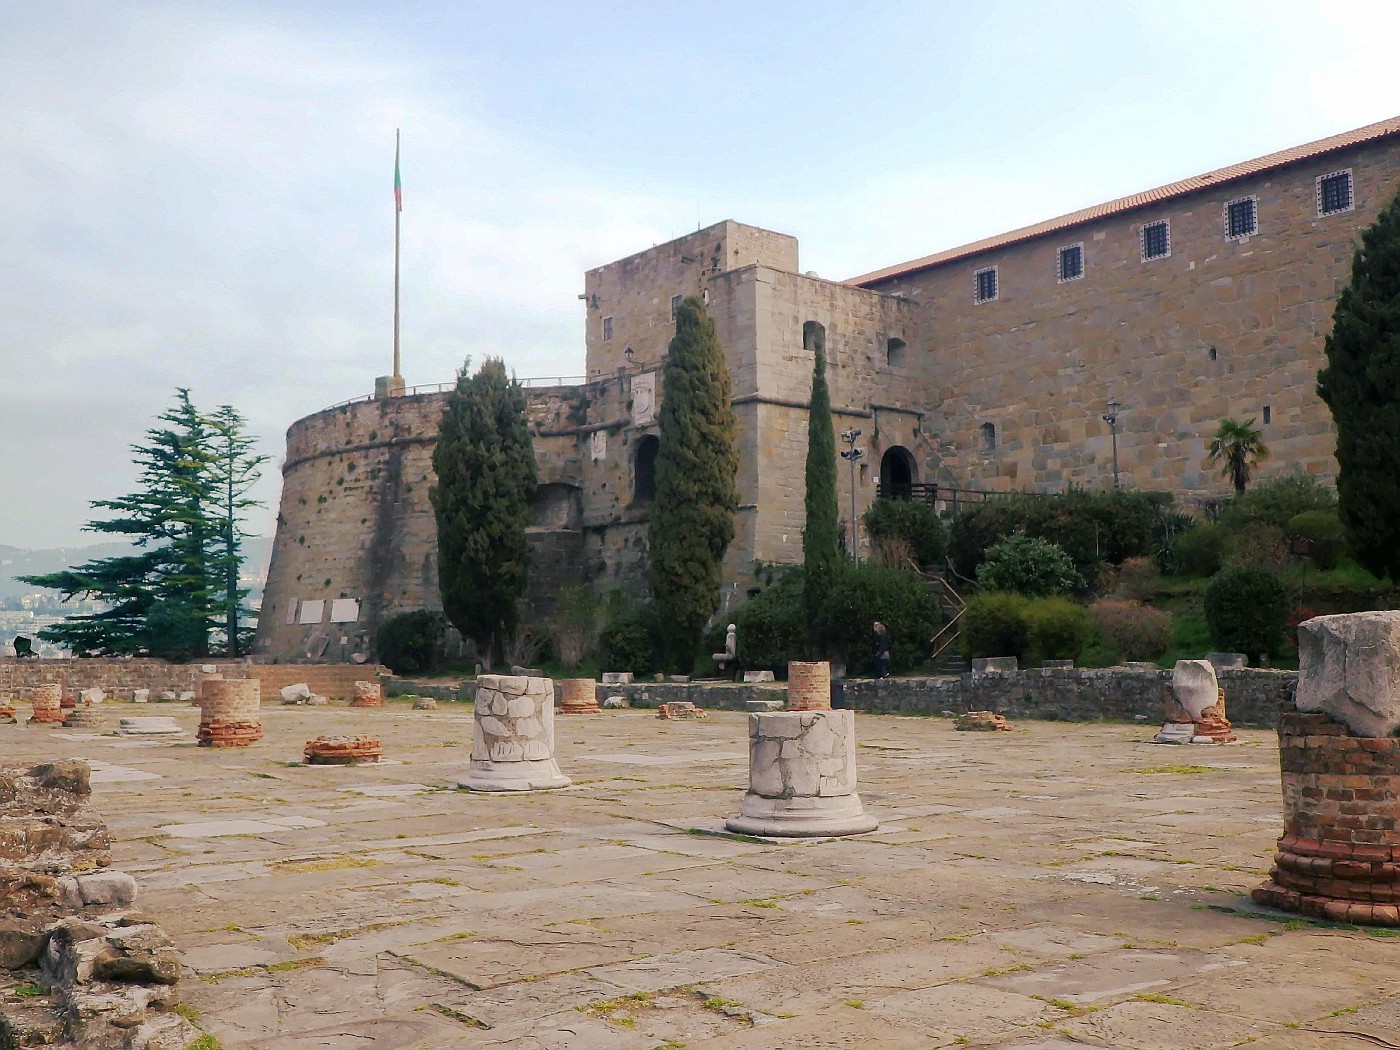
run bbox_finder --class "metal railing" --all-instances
[321,375,586,413]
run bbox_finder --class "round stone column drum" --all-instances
[458,675,571,791]
[1252,711,1400,926]
[726,709,877,837]
[786,661,831,712]
[557,678,599,714]
[350,681,383,708]
[28,683,65,725]
[197,679,263,748]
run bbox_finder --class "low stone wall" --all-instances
[382,676,468,702]
[602,667,1298,729]
[0,658,388,702]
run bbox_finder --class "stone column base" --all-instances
[28,708,66,725]
[557,678,599,714]
[725,710,876,838]
[305,735,383,764]
[1251,711,1400,927]
[458,759,571,792]
[62,708,104,729]
[197,722,263,748]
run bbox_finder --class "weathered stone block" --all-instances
[1295,611,1400,738]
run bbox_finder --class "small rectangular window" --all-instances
[1225,196,1257,239]
[1318,170,1353,215]
[1058,244,1084,282]
[670,294,682,320]
[974,266,998,303]
[602,316,614,341]
[1142,220,1170,260]
[1262,405,1272,425]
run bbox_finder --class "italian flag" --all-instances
[394,134,402,212]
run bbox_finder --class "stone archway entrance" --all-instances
[879,445,916,500]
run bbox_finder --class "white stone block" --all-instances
[1296,611,1400,737]
[79,688,105,705]
[132,689,150,704]
[76,870,138,906]
[281,683,312,704]
[1172,660,1219,720]
[1152,722,1195,744]
[602,695,628,708]
[743,671,776,683]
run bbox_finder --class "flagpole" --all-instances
[393,128,401,380]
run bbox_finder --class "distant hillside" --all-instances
[0,536,272,602]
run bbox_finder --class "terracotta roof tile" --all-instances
[847,115,1400,287]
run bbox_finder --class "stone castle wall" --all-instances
[860,136,1400,497]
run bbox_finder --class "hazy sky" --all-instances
[3,0,1398,550]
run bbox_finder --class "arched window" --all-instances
[980,422,996,450]
[634,435,660,502]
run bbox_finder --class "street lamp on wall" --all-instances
[1102,399,1122,490]
[840,429,865,561]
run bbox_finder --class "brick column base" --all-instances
[1252,711,1400,927]
[787,661,831,711]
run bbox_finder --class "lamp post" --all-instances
[840,429,865,561]
[1102,399,1122,490]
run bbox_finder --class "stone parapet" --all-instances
[726,710,877,838]
[1253,711,1400,926]
[457,675,570,791]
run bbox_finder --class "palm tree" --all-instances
[1207,418,1269,494]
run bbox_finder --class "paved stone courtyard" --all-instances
[5,700,1399,1049]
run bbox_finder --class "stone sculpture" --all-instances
[1153,659,1236,743]
[1252,612,1400,927]
[457,675,570,791]
[726,709,878,837]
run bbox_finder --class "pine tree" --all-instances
[802,323,841,655]
[19,390,265,658]
[1317,185,1400,579]
[1207,418,1269,494]
[648,296,739,672]
[207,405,270,655]
[430,357,538,666]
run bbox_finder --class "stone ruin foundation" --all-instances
[349,680,383,708]
[28,683,65,726]
[657,701,707,720]
[457,675,570,791]
[304,735,384,764]
[1253,612,1400,927]
[956,710,1011,732]
[1153,659,1236,744]
[726,709,878,838]
[115,717,183,738]
[557,677,600,714]
[196,677,263,748]
[1,761,200,1049]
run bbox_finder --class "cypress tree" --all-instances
[430,357,538,666]
[1317,185,1400,580]
[648,296,739,672]
[802,322,841,655]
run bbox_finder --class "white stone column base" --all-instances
[458,759,571,792]
[725,710,877,838]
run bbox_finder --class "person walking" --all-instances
[873,621,892,680]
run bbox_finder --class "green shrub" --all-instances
[961,592,1030,661]
[1174,523,1227,577]
[1025,597,1094,663]
[1106,556,1161,602]
[1204,566,1288,664]
[1219,472,1335,532]
[1152,511,1198,575]
[731,569,807,674]
[862,500,948,572]
[975,535,1084,596]
[1089,599,1172,662]
[948,488,1166,588]
[1224,522,1291,574]
[599,606,660,675]
[375,611,446,675]
[1287,509,1348,570]
[812,563,942,675]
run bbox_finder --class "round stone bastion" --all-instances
[458,675,571,791]
[726,709,877,838]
